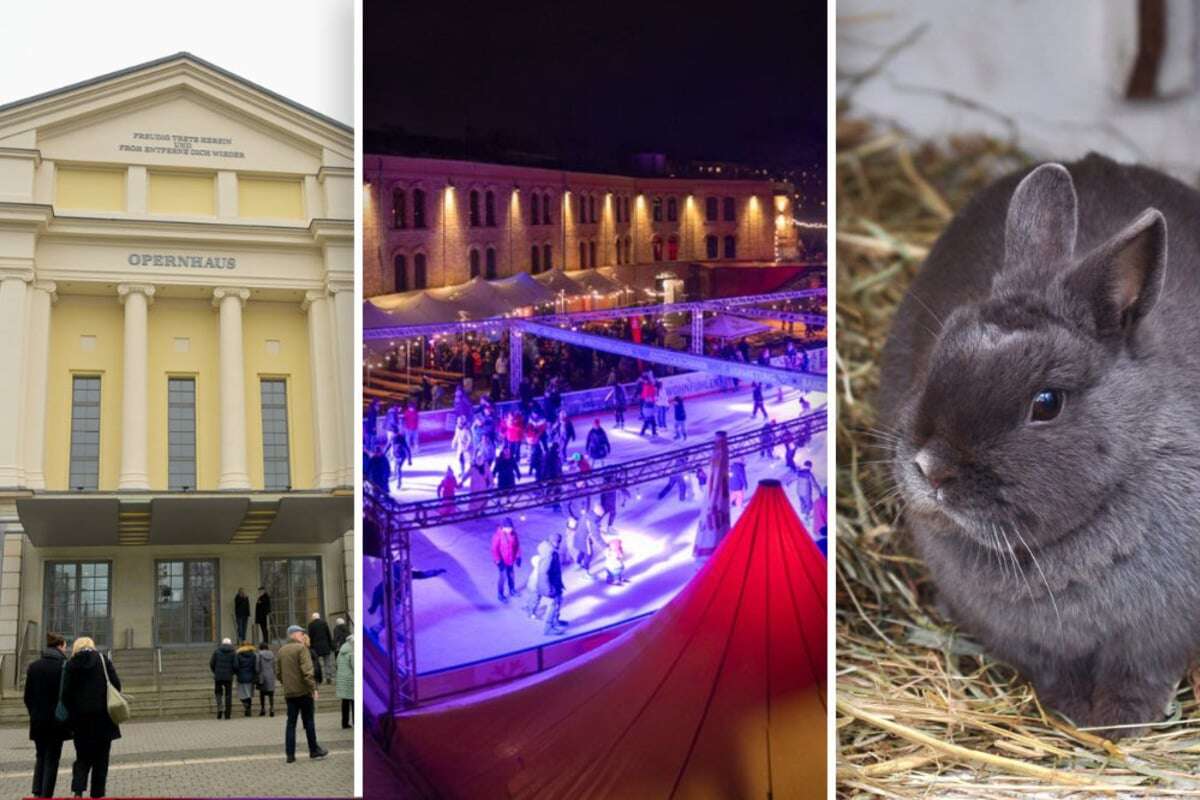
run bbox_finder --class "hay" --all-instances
[834,117,1200,798]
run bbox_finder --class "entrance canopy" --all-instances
[17,491,353,547]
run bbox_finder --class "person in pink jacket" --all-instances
[402,401,420,461]
[490,518,522,603]
[437,468,458,516]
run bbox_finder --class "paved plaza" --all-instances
[0,710,353,797]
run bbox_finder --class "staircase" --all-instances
[1,646,344,725]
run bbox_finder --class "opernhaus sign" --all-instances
[128,253,237,269]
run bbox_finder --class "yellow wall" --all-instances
[146,298,220,490]
[55,166,125,212]
[238,176,304,220]
[45,295,125,490]
[242,301,315,490]
[148,171,215,216]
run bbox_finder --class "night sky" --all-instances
[364,2,826,178]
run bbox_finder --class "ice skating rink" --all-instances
[366,383,827,673]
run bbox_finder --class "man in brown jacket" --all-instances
[276,624,328,763]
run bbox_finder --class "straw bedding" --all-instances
[834,116,1200,798]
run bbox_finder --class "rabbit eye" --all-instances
[1030,389,1064,422]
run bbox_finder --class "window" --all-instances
[260,557,324,644]
[724,235,737,258]
[652,196,663,222]
[542,193,551,225]
[652,236,663,262]
[155,559,218,645]
[723,196,736,221]
[543,243,552,271]
[578,194,586,223]
[168,377,197,490]
[485,190,496,226]
[705,197,718,222]
[623,197,630,223]
[589,240,597,268]
[485,248,497,279]
[45,561,112,646]
[412,189,427,228]
[531,245,540,274]
[413,253,427,288]
[667,235,679,261]
[589,195,597,223]
[667,197,678,222]
[579,241,586,269]
[69,376,101,490]
[394,254,408,293]
[706,235,719,259]
[469,249,481,279]
[531,193,540,226]
[469,190,480,227]
[392,188,406,228]
[260,379,291,491]
[615,197,623,224]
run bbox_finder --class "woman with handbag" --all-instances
[62,636,123,799]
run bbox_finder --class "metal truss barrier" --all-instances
[364,486,418,713]
[362,288,827,341]
[731,306,827,327]
[371,407,827,537]
[514,319,824,390]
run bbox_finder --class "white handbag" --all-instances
[99,652,131,725]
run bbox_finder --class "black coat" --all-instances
[62,650,121,742]
[308,618,334,656]
[234,593,250,620]
[24,648,69,741]
[333,622,350,653]
[255,593,271,624]
[310,647,324,684]
[210,643,237,681]
[234,647,258,684]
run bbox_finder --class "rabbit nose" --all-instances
[914,449,956,489]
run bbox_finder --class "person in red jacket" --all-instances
[437,467,458,516]
[491,518,522,603]
[503,410,525,462]
[401,401,420,462]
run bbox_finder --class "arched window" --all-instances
[589,240,597,268]
[531,244,540,274]
[705,197,718,222]
[723,235,736,258]
[485,247,497,279]
[393,253,408,292]
[577,194,586,223]
[414,253,428,288]
[589,195,596,223]
[722,196,735,221]
[615,237,623,265]
[543,243,552,271]
[666,197,677,222]
[652,196,663,222]
[531,193,540,226]
[579,240,586,268]
[705,234,719,259]
[469,190,480,227]
[652,236,663,262]
[469,248,481,279]
[392,188,407,229]
[485,190,496,226]
[413,189,427,228]
[542,193,551,225]
[667,235,679,261]
[624,197,630,222]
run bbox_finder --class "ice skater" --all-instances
[759,419,777,459]
[437,467,458,516]
[657,457,689,501]
[402,401,420,461]
[491,518,521,603]
[730,459,748,508]
[638,397,657,437]
[795,460,818,519]
[586,419,611,468]
[451,415,472,472]
[751,382,767,419]
[654,381,669,429]
[538,534,567,635]
[604,382,627,429]
[525,540,551,619]
[603,538,628,585]
[672,395,687,440]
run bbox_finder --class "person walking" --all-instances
[402,400,420,461]
[491,518,522,603]
[730,459,749,508]
[62,637,121,799]
[210,638,237,720]
[751,382,767,419]
[605,382,626,429]
[332,617,351,657]
[256,642,276,717]
[524,539,551,620]
[336,634,354,730]
[585,419,611,468]
[276,625,328,763]
[795,460,818,518]
[539,535,568,636]
[234,587,251,643]
[672,395,687,440]
[235,641,259,717]
[255,587,272,644]
[307,613,334,685]
[24,632,70,799]
[451,415,472,472]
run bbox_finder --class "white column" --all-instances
[22,281,56,489]
[214,287,252,490]
[331,285,355,487]
[117,283,154,490]
[303,290,341,489]
[0,273,30,488]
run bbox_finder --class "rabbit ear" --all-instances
[1065,209,1167,335]
[1005,164,1078,271]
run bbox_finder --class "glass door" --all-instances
[260,557,323,644]
[44,561,112,647]
[154,560,219,645]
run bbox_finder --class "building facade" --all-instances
[0,54,354,678]
[362,155,799,298]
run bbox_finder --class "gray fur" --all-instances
[878,153,1200,739]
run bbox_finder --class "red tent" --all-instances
[385,479,827,799]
